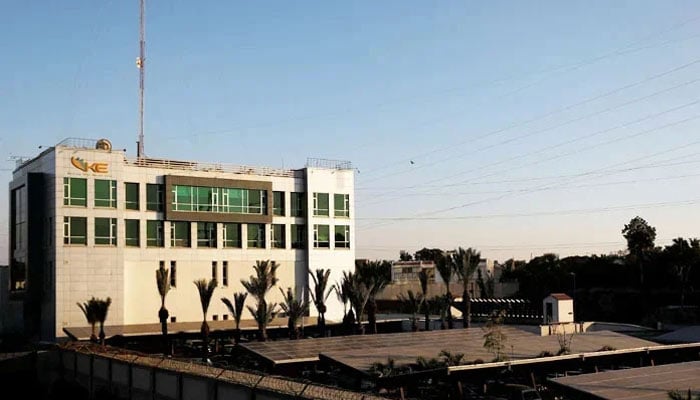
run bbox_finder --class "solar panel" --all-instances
[551,361,700,400]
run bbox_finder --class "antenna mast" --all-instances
[136,0,146,158]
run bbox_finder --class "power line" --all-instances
[361,59,700,185]
[357,198,700,222]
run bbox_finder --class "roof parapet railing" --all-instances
[305,157,353,170]
[56,137,102,149]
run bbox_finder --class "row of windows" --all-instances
[63,217,351,249]
[63,179,351,218]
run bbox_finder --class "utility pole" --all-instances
[136,0,146,158]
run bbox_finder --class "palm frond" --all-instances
[156,264,170,299]
[194,278,217,315]
[93,297,112,323]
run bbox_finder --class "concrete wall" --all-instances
[50,346,383,400]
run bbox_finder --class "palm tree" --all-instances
[308,269,333,337]
[94,297,111,347]
[452,247,481,328]
[418,269,430,331]
[342,271,373,334]
[438,349,465,366]
[434,252,454,328]
[241,260,279,341]
[334,273,353,333]
[356,260,389,334]
[221,292,247,344]
[279,287,309,339]
[194,278,217,361]
[77,298,99,342]
[156,264,171,355]
[397,290,423,332]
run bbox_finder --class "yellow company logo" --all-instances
[71,157,109,173]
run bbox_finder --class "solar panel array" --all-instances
[241,327,658,372]
[551,361,700,400]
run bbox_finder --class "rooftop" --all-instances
[550,360,700,399]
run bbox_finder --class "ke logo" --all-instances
[71,157,109,173]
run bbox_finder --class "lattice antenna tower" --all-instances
[136,0,146,158]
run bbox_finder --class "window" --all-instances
[273,191,285,216]
[94,179,117,208]
[313,193,329,216]
[223,314,228,321]
[223,223,241,248]
[334,194,350,217]
[222,261,228,286]
[313,224,330,248]
[146,183,164,211]
[125,182,139,210]
[63,216,87,245]
[247,223,265,248]
[291,224,306,249]
[63,178,87,206]
[171,185,267,215]
[170,221,190,247]
[170,261,177,287]
[212,261,217,281]
[335,225,350,248]
[170,316,177,323]
[125,219,140,247]
[271,224,286,249]
[147,220,164,247]
[291,192,305,217]
[197,222,217,248]
[95,218,117,245]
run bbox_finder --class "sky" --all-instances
[2,1,700,264]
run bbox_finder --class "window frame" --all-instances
[273,191,285,216]
[271,224,286,249]
[197,222,217,248]
[125,182,140,210]
[94,217,117,246]
[313,224,330,248]
[222,223,242,248]
[313,193,329,216]
[334,225,350,248]
[291,224,306,249]
[247,223,265,248]
[334,194,350,218]
[291,192,305,217]
[94,179,117,208]
[125,219,140,247]
[63,216,87,245]
[146,183,164,212]
[146,220,164,247]
[170,221,191,248]
[63,177,87,207]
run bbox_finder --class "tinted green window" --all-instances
[63,178,87,206]
[64,217,87,245]
[94,180,117,208]
[197,222,216,248]
[313,193,329,216]
[247,223,265,248]
[146,220,164,247]
[125,219,140,247]
[313,224,329,248]
[223,223,241,248]
[273,191,285,216]
[271,224,285,249]
[125,183,139,210]
[291,224,306,249]
[334,194,349,217]
[146,184,164,211]
[95,217,116,245]
[170,221,190,247]
[291,192,305,217]
[335,225,350,248]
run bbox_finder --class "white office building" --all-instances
[4,138,355,341]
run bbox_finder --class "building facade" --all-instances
[5,138,355,340]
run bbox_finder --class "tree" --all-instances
[399,250,413,261]
[356,260,390,334]
[241,260,279,341]
[418,269,431,331]
[438,349,464,366]
[279,287,309,339]
[668,390,700,400]
[221,292,248,344]
[194,279,217,361]
[155,264,171,355]
[333,275,351,331]
[434,253,454,328]
[622,216,657,286]
[664,238,699,309]
[77,298,99,342]
[342,271,372,334]
[476,268,495,299]
[308,269,333,336]
[430,295,449,330]
[483,309,507,362]
[452,247,481,328]
[397,290,423,332]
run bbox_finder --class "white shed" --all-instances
[543,293,574,324]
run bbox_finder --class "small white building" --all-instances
[4,138,356,341]
[543,293,574,324]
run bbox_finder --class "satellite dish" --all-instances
[96,139,112,151]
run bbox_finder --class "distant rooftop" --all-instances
[48,137,353,178]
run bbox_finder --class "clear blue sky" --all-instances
[2,1,700,264]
